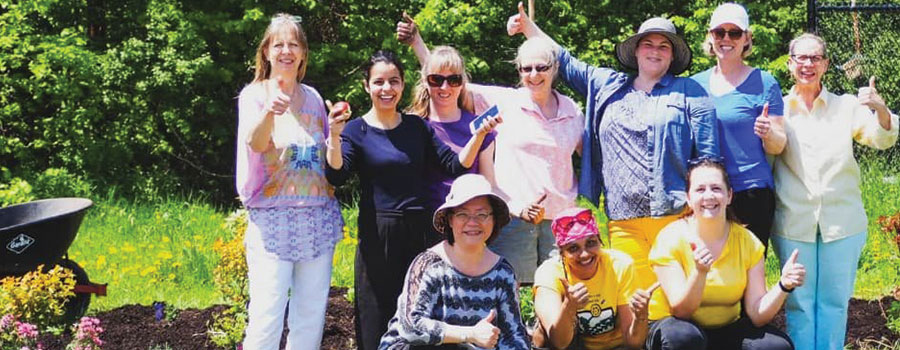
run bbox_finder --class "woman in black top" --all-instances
[325,50,497,350]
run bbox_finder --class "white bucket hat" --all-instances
[431,174,510,235]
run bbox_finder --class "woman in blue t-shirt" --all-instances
[690,3,786,250]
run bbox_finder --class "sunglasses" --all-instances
[710,28,744,40]
[518,64,551,74]
[556,209,595,234]
[687,156,726,167]
[426,74,463,88]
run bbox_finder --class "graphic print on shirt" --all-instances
[261,111,330,198]
[576,302,615,336]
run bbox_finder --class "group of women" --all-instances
[235,2,898,350]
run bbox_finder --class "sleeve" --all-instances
[613,253,637,307]
[649,224,683,269]
[468,83,513,115]
[556,47,614,99]
[533,258,565,294]
[237,84,265,145]
[742,225,765,270]
[684,78,720,158]
[764,74,785,116]
[496,261,532,350]
[324,121,359,186]
[423,117,467,175]
[850,97,899,150]
[384,253,447,347]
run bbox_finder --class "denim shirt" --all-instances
[557,48,719,217]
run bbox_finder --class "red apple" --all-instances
[333,101,350,114]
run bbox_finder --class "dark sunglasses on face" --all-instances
[518,64,551,74]
[426,74,463,88]
[710,28,744,40]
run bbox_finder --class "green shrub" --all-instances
[0,178,35,207]
[31,168,92,199]
[0,265,76,330]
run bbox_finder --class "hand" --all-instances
[754,102,772,139]
[519,193,547,224]
[858,76,887,112]
[475,113,503,137]
[325,100,351,137]
[266,77,291,116]
[692,243,713,273]
[468,309,500,348]
[396,11,418,45]
[628,282,659,321]
[506,2,531,36]
[559,278,590,310]
[779,249,806,290]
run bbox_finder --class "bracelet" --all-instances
[325,137,339,150]
[778,280,794,293]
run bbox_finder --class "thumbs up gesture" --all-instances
[506,2,532,36]
[266,77,292,116]
[396,11,418,45]
[858,76,888,113]
[779,249,806,290]
[519,192,547,224]
[754,102,772,139]
[469,309,500,348]
[559,278,590,310]
[628,282,659,321]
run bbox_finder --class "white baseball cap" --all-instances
[709,3,750,31]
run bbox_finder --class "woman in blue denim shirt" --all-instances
[508,3,718,290]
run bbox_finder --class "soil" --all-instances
[37,289,896,350]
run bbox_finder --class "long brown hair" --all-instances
[406,46,471,119]
[252,14,309,84]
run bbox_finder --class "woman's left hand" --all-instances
[628,282,659,321]
[779,248,806,290]
[858,76,888,112]
[325,100,351,137]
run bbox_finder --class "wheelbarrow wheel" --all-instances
[57,259,91,324]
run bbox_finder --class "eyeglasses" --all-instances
[426,74,463,88]
[709,28,744,40]
[518,64,551,74]
[687,156,725,167]
[555,209,595,233]
[452,212,493,224]
[790,54,826,64]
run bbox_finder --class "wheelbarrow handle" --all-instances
[74,283,107,296]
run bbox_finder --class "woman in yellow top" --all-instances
[532,207,655,350]
[645,158,806,350]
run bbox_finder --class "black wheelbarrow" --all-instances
[0,198,107,322]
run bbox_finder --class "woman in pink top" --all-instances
[235,14,347,350]
[399,16,583,285]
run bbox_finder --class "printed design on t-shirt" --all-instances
[261,111,331,198]
[576,303,615,335]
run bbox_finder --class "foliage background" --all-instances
[5,0,896,206]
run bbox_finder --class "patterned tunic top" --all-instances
[379,250,530,350]
[599,86,653,221]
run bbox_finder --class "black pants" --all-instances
[355,209,430,350]
[732,187,775,254]
[646,316,793,350]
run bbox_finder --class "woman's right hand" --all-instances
[396,11,418,45]
[559,278,590,310]
[468,309,500,348]
[692,243,713,273]
[266,78,291,116]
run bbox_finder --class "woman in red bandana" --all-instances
[532,208,657,350]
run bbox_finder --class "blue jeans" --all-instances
[771,231,867,350]
[488,217,554,284]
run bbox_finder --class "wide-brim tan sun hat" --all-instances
[432,174,510,234]
[614,17,692,75]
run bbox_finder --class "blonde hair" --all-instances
[789,33,827,56]
[703,27,754,58]
[407,46,471,119]
[252,14,309,83]
[514,37,559,86]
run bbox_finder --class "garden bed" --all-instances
[38,288,896,349]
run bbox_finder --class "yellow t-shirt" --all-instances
[533,249,636,350]
[647,220,764,328]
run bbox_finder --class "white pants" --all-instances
[242,221,334,350]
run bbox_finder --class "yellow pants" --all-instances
[608,214,681,290]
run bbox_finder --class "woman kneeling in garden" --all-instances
[646,158,805,350]
[532,207,655,350]
[378,174,530,350]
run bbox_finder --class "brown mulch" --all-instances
[37,289,895,349]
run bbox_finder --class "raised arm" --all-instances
[743,249,805,327]
[853,76,899,149]
[653,242,714,319]
[397,11,430,66]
